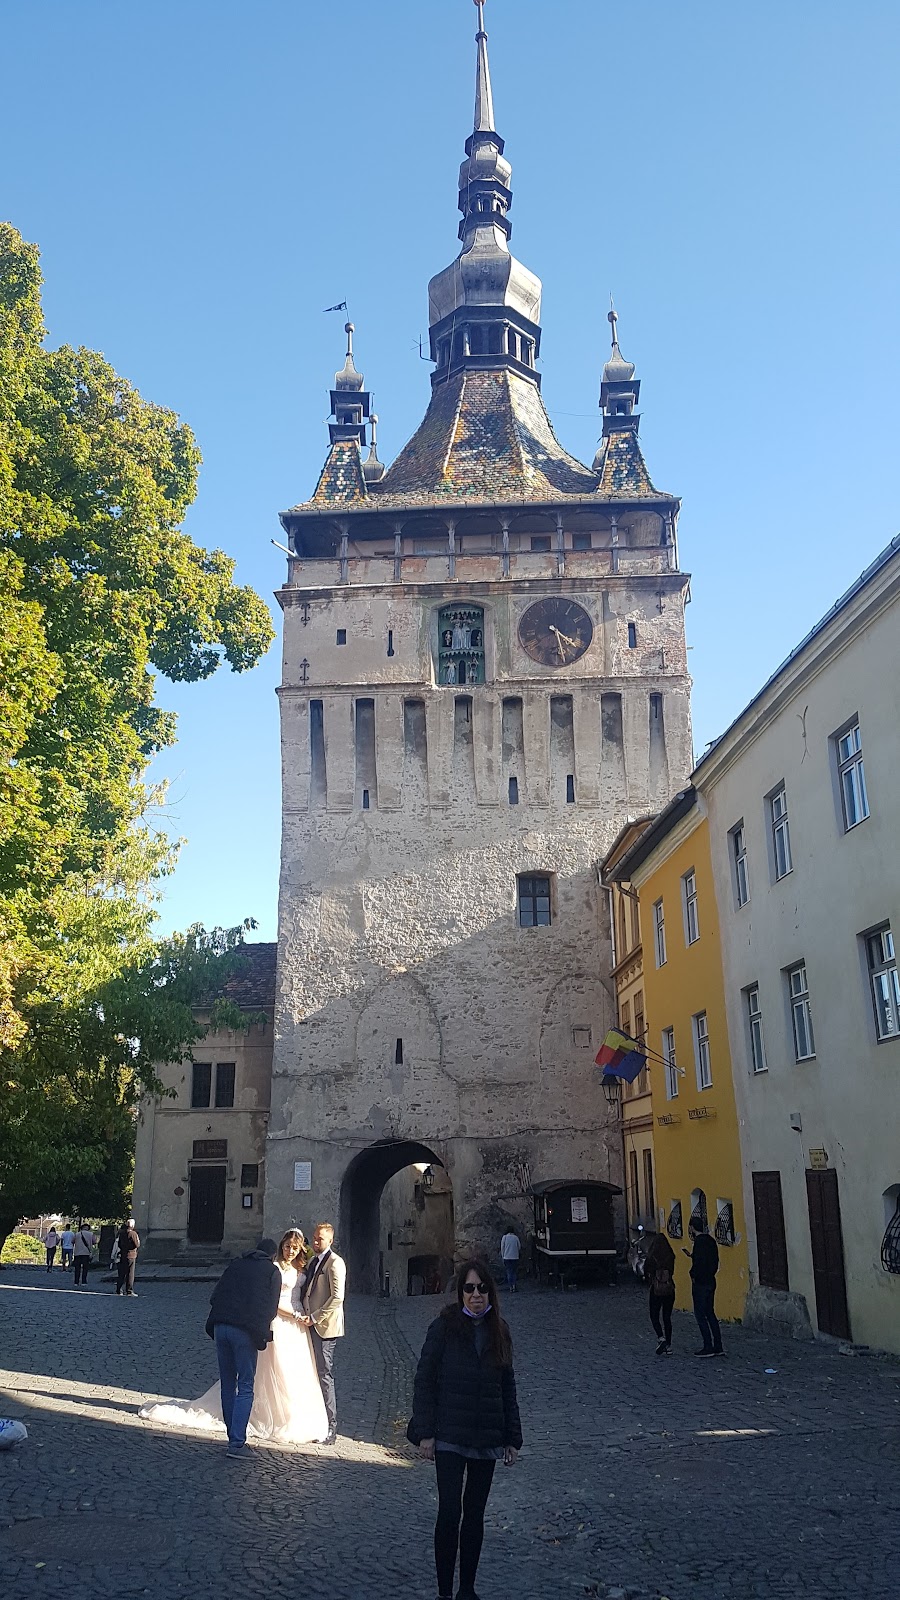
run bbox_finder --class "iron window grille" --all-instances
[770,786,793,879]
[866,927,900,1041]
[689,1192,708,1232]
[881,1197,900,1275]
[517,875,551,927]
[788,963,816,1060]
[666,1200,683,1239]
[714,1201,736,1246]
[837,721,869,830]
[683,869,700,945]
[731,823,750,907]
[746,984,766,1073]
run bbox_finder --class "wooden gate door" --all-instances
[752,1171,790,1291]
[188,1165,226,1243]
[805,1168,851,1339]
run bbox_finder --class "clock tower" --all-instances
[267,2,692,1289]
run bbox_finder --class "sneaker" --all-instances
[655,1339,668,1355]
[125,1292,138,1298]
[694,1349,715,1358]
[226,1445,250,1460]
[713,1348,727,1357]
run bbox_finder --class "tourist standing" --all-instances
[205,1238,281,1460]
[72,1222,95,1286]
[115,1218,141,1297]
[684,1219,724,1357]
[644,1230,677,1354]
[59,1225,75,1271]
[499,1227,521,1291]
[44,1227,59,1272]
[408,1259,522,1600]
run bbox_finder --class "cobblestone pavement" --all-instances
[2,1268,899,1600]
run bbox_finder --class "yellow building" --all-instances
[601,819,656,1233]
[610,788,749,1321]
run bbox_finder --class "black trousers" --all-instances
[649,1291,674,1343]
[692,1282,722,1351]
[434,1451,496,1597]
[45,1248,56,1272]
[116,1257,136,1295]
[311,1330,337,1434]
[73,1257,90,1285]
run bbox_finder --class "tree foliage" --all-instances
[0,224,276,1239]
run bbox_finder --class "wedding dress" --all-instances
[140,1264,329,1444]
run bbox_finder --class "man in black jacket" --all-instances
[685,1220,724,1357]
[205,1239,281,1459]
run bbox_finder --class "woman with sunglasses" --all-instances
[408,1259,522,1600]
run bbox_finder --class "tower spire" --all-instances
[327,322,371,446]
[426,1,543,386]
[473,0,495,133]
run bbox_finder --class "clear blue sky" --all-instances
[4,1,899,941]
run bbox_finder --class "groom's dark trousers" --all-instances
[311,1331,337,1435]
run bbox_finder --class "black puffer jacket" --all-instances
[205,1249,281,1351]
[407,1310,523,1451]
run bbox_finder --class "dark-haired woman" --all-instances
[141,1228,328,1444]
[408,1259,522,1600]
[644,1230,677,1355]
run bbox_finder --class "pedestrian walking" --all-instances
[72,1223,95,1286]
[115,1219,141,1297]
[684,1218,724,1357]
[205,1237,281,1461]
[59,1226,75,1271]
[644,1230,676,1354]
[44,1227,59,1272]
[499,1227,521,1291]
[408,1258,522,1600]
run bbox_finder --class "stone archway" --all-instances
[339,1139,454,1295]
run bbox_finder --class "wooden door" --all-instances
[188,1165,226,1243]
[752,1171,789,1291]
[806,1168,851,1340]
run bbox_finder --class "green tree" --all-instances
[0,225,275,1244]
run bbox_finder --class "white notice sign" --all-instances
[570,1196,588,1223]
[293,1161,312,1192]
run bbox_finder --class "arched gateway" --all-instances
[340,1139,454,1295]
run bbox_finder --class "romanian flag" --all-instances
[595,1028,647,1084]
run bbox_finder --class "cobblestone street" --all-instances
[1,1270,899,1600]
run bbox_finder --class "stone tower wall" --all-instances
[266,573,692,1272]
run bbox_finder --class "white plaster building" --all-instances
[695,536,900,1351]
[133,945,276,1260]
[265,6,692,1290]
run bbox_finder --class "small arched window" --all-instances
[666,1200,683,1239]
[689,1189,708,1233]
[881,1186,900,1274]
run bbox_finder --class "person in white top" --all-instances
[59,1227,75,1271]
[500,1229,521,1292]
[44,1227,59,1272]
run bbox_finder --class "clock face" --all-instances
[518,598,594,667]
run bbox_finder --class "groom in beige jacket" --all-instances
[299,1222,346,1445]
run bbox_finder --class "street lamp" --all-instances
[602,1073,622,1111]
[422,1165,435,1191]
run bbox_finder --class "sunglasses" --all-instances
[463,1282,488,1295]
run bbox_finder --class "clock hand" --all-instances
[549,625,566,661]
[549,625,579,653]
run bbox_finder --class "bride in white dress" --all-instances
[141,1230,328,1445]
